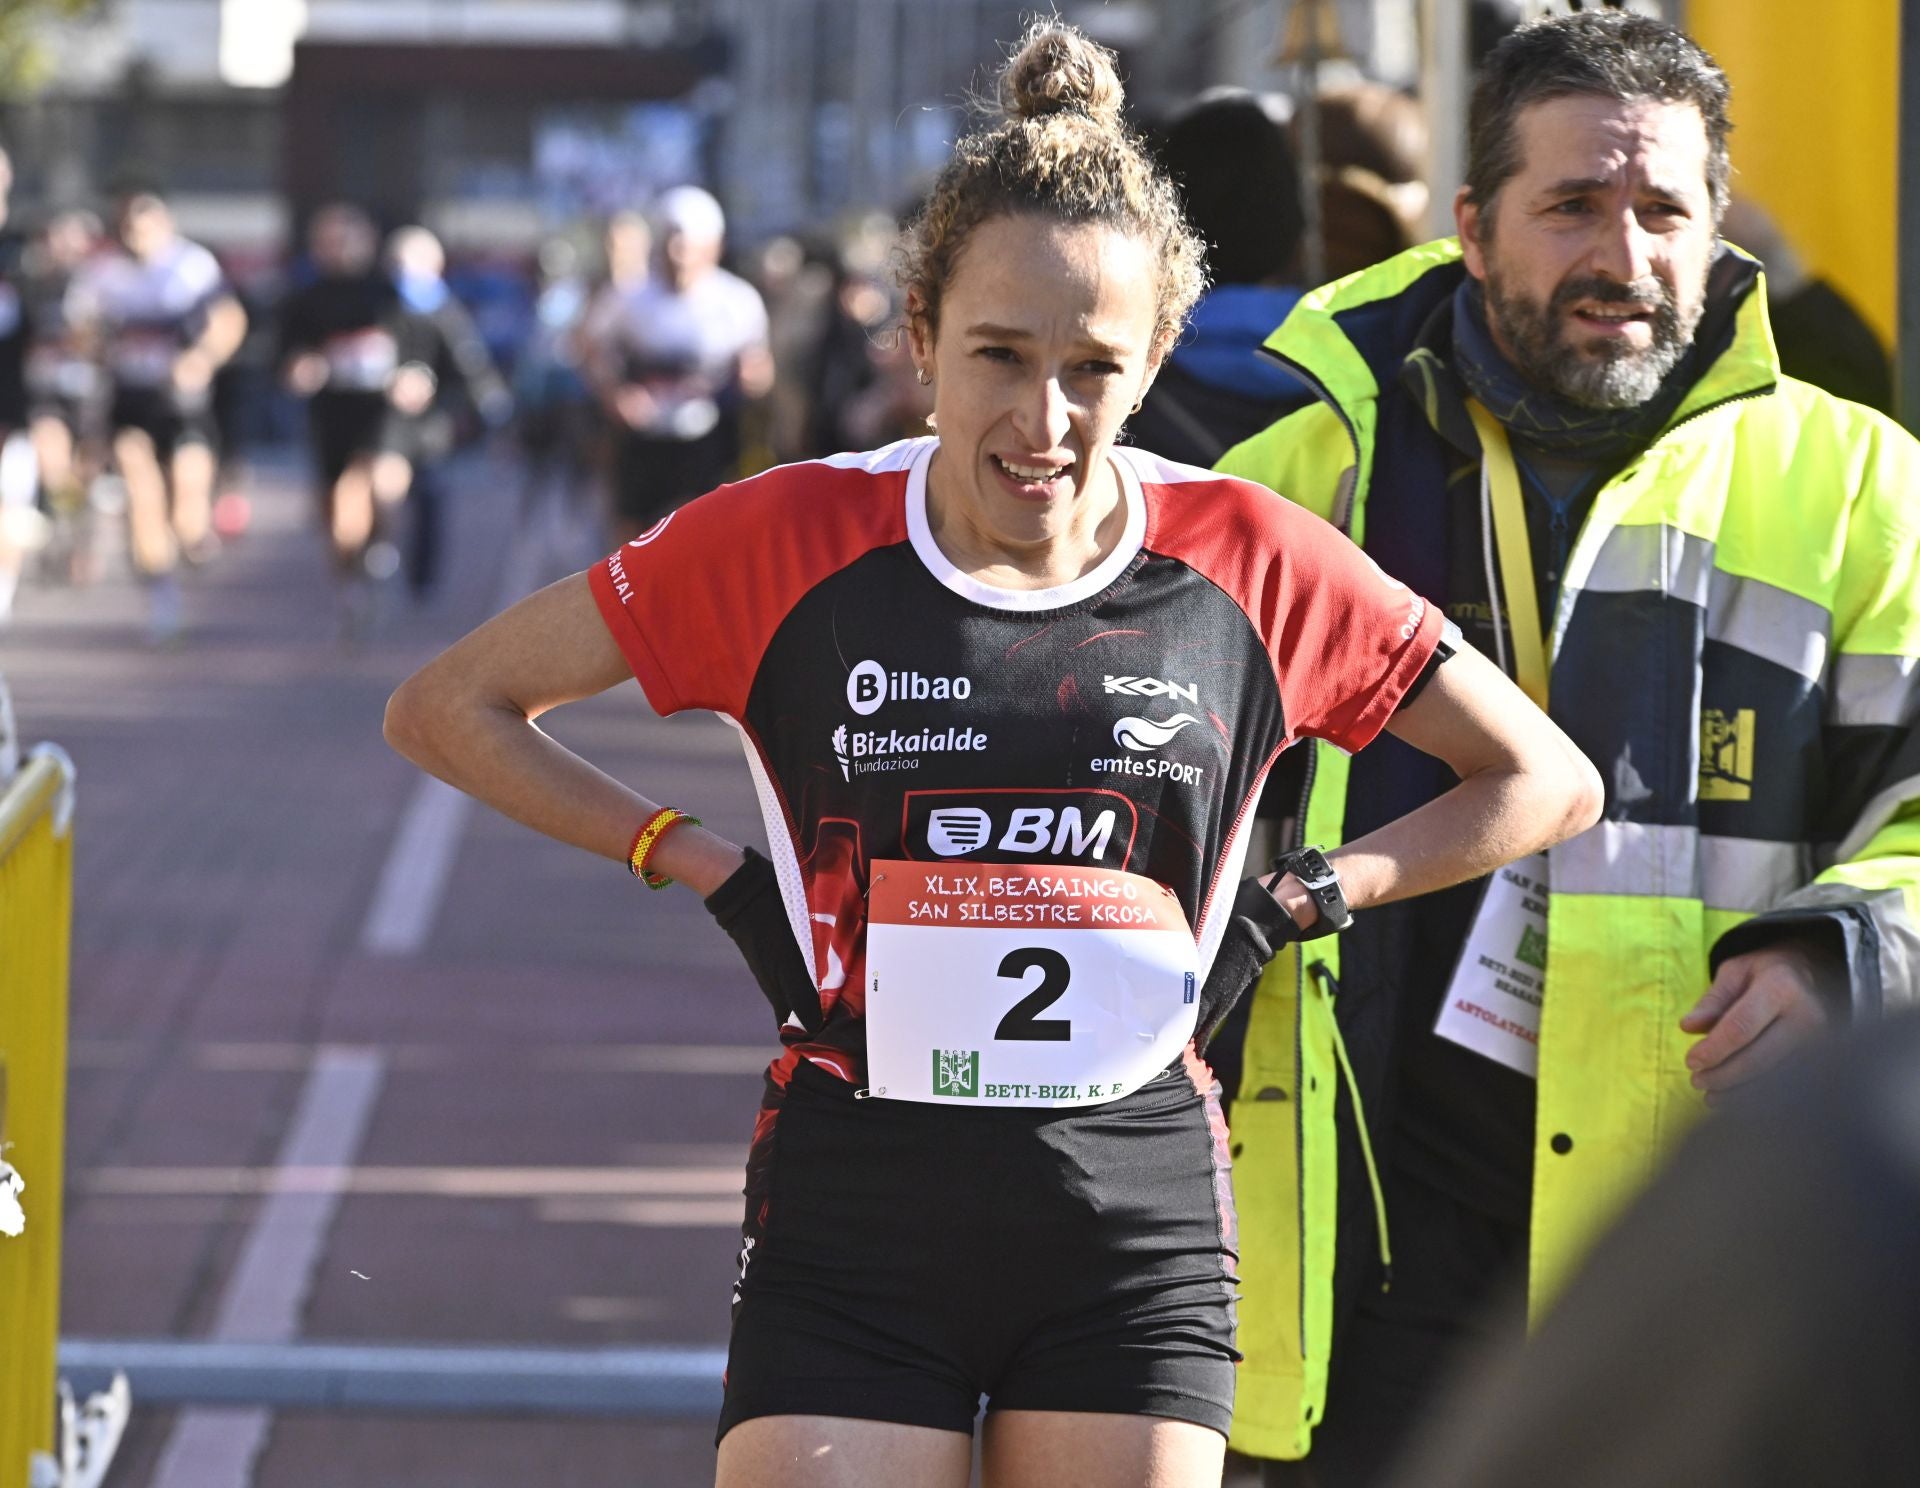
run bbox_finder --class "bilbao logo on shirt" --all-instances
[846,658,973,716]
[902,789,1138,869]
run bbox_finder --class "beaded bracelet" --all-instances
[627,807,701,889]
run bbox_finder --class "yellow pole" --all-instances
[0,752,75,1488]
[1688,0,1899,347]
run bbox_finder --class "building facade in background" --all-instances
[0,0,1434,260]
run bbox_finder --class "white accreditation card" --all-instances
[1434,853,1548,1078]
[863,859,1199,1108]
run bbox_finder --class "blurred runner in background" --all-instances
[70,185,246,642]
[577,210,651,354]
[279,203,400,610]
[514,233,597,524]
[23,209,107,585]
[0,147,35,625]
[577,209,653,536]
[377,225,511,604]
[588,185,771,542]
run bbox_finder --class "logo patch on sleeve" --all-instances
[1699,707,1755,802]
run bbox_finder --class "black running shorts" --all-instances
[111,386,215,458]
[717,1052,1240,1442]
[613,424,736,530]
[309,390,389,488]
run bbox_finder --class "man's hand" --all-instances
[388,363,437,416]
[285,352,329,397]
[613,384,659,430]
[172,347,215,395]
[1681,939,1841,1102]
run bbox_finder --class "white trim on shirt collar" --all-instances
[904,438,1147,612]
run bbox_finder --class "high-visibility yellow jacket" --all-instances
[1217,239,1920,1461]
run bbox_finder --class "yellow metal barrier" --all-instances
[0,748,75,1488]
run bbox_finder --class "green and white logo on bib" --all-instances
[1515,924,1548,972]
[933,1049,979,1098]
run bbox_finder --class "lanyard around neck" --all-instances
[1466,399,1549,710]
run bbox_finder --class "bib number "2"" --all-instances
[994,947,1071,1041]
[863,859,1199,1106]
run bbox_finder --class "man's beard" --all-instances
[1483,265,1706,409]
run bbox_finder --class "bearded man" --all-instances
[1214,11,1920,1485]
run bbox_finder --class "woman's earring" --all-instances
[916,367,931,386]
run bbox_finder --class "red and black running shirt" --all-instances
[590,436,1441,1085]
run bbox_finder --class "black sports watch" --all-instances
[1272,847,1352,938]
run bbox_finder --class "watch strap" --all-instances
[1273,846,1352,938]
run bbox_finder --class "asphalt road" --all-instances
[4,448,782,1487]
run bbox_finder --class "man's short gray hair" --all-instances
[1465,10,1733,224]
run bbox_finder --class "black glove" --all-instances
[1195,876,1304,1049]
[704,847,825,1034]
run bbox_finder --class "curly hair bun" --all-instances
[999,21,1125,126]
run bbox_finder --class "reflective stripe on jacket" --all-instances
[1216,238,1920,1460]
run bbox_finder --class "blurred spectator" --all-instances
[1721,197,1893,414]
[69,185,247,642]
[514,234,597,517]
[376,224,511,603]
[1380,1012,1920,1488]
[748,233,819,463]
[1132,90,1306,466]
[0,147,33,624]
[23,209,107,585]
[575,210,653,528]
[279,202,401,588]
[1301,83,1430,282]
[445,253,535,381]
[1469,0,1527,69]
[575,209,652,375]
[802,216,900,457]
[588,185,772,541]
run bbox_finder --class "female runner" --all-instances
[384,23,1603,1487]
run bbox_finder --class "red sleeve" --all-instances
[1145,472,1443,753]
[586,459,909,718]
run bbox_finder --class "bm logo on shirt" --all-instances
[902,789,1138,869]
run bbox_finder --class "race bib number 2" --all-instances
[864,860,1199,1108]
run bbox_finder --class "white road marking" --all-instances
[149,1049,387,1488]
[357,778,471,955]
[71,1039,773,1074]
[84,1163,744,1197]
[356,488,556,957]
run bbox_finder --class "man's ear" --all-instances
[1455,185,1489,281]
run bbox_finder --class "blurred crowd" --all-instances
[0,61,1892,647]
